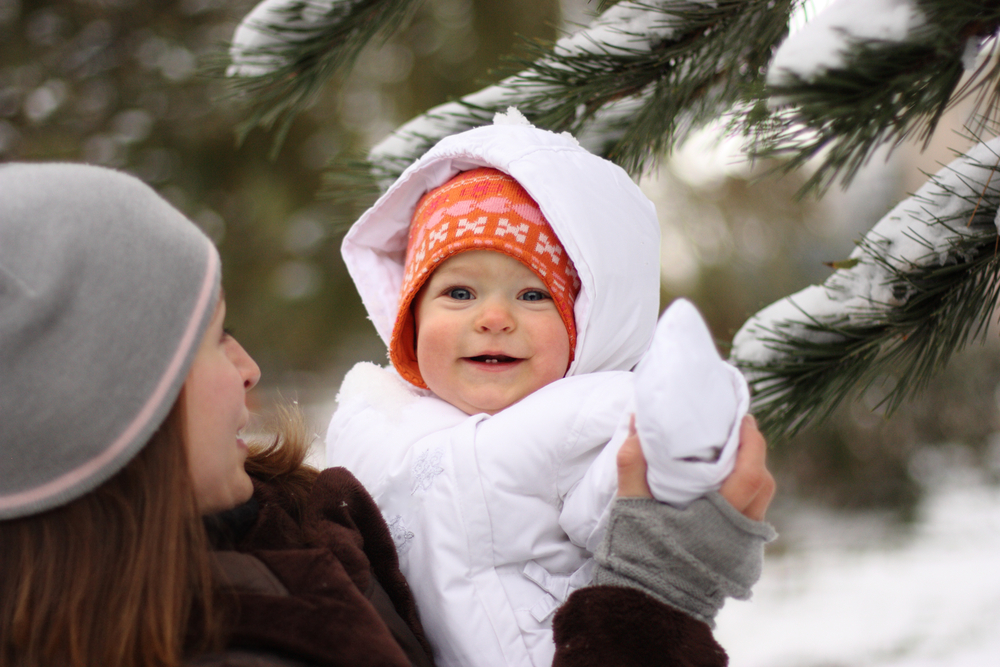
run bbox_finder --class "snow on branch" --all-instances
[753,0,1000,192]
[731,136,1000,438]
[349,0,796,197]
[767,0,927,89]
[224,0,421,151]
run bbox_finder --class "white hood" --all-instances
[342,121,661,377]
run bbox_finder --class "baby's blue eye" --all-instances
[520,290,549,302]
[447,287,473,300]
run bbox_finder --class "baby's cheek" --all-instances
[414,339,450,396]
[545,322,572,378]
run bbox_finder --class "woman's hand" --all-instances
[615,415,654,498]
[719,415,775,521]
[616,415,776,521]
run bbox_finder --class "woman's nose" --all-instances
[233,341,262,390]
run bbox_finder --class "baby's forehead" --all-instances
[428,249,540,279]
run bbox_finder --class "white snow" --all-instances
[962,37,984,72]
[367,90,503,189]
[228,0,334,77]
[716,471,1000,666]
[731,137,1000,370]
[492,107,533,127]
[554,1,680,57]
[768,0,925,86]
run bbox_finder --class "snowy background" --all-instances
[716,457,1000,666]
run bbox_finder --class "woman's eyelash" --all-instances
[223,327,235,337]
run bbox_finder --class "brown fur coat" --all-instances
[192,467,727,667]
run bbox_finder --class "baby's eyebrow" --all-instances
[432,268,473,281]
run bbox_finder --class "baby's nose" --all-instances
[475,298,515,332]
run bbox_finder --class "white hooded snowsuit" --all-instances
[326,120,747,667]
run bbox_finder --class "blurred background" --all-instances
[4,1,1000,662]
[4,0,1000,517]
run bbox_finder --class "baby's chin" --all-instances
[423,385,516,416]
[454,398,516,416]
[443,382,563,416]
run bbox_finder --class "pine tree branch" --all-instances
[744,233,1000,439]
[324,0,798,206]
[751,0,1000,192]
[221,0,421,156]
[732,137,1000,441]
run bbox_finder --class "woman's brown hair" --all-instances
[0,397,220,667]
[0,392,317,667]
[244,403,319,523]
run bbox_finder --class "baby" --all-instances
[326,114,749,667]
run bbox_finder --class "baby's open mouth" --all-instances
[468,354,518,364]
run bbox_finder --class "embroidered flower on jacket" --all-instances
[411,447,445,494]
[386,514,415,554]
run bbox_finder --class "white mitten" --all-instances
[633,299,750,506]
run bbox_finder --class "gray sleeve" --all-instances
[591,492,777,627]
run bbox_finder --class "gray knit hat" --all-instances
[0,163,221,519]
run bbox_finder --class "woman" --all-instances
[0,162,774,667]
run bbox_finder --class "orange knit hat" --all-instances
[390,168,580,388]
